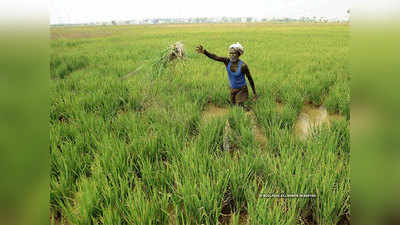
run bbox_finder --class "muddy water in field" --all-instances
[294,104,343,139]
[201,104,229,122]
[246,111,268,147]
[219,211,249,225]
[168,205,177,225]
[201,104,267,148]
[276,102,284,112]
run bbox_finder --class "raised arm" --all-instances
[196,45,229,65]
[242,64,257,99]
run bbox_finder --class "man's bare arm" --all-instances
[204,50,229,64]
[243,64,257,97]
[196,45,229,65]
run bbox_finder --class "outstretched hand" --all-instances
[196,45,205,54]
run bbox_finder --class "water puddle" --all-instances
[276,102,284,113]
[219,211,249,225]
[167,205,177,225]
[201,104,229,122]
[294,104,344,139]
[201,104,268,150]
[246,111,268,147]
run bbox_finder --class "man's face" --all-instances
[229,49,239,62]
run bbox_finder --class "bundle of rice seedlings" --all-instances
[168,41,185,61]
[152,41,185,76]
[122,41,186,79]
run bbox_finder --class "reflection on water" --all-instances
[202,103,343,142]
[294,104,335,140]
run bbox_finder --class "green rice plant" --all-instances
[99,205,123,225]
[279,104,298,130]
[227,155,256,212]
[306,122,349,158]
[253,94,297,131]
[108,111,144,144]
[196,118,226,154]
[246,180,298,225]
[319,71,338,94]
[174,174,225,225]
[263,123,292,156]
[137,158,175,193]
[167,98,202,138]
[50,115,106,206]
[310,149,350,225]
[170,147,229,225]
[50,141,92,202]
[292,130,350,225]
[272,151,313,213]
[231,212,240,225]
[227,106,256,149]
[55,112,107,157]
[247,150,274,182]
[50,54,89,79]
[284,89,304,115]
[253,98,280,130]
[130,127,182,164]
[50,83,80,123]
[78,79,144,119]
[123,183,170,225]
[325,81,350,120]
[269,79,286,103]
[59,177,102,225]
[305,76,325,106]
[330,117,350,154]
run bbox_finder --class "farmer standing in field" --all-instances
[196,43,257,109]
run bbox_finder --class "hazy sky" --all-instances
[50,0,351,24]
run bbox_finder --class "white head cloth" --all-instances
[228,42,244,55]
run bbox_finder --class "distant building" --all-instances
[53,16,349,27]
